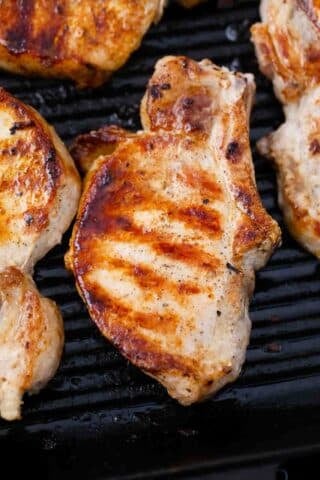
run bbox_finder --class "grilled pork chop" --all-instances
[66,56,280,405]
[252,0,320,257]
[0,1,165,88]
[0,88,81,420]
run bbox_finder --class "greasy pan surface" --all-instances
[1,1,320,478]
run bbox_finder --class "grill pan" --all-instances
[2,1,320,478]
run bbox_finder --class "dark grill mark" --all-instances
[157,242,220,271]
[45,148,61,182]
[99,171,113,187]
[23,209,48,231]
[149,83,171,100]
[1,146,18,156]
[24,213,34,226]
[226,262,240,274]
[181,58,189,69]
[87,289,179,337]
[180,206,221,234]
[178,283,200,295]
[54,4,64,14]
[173,93,212,133]
[180,166,222,199]
[9,121,35,135]
[5,0,34,54]
[182,98,194,108]
[235,188,252,210]
[309,139,320,155]
[226,141,241,162]
[115,216,132,230]
[149,85,162,99]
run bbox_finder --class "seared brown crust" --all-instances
[0,87,79,265]
[141,58,214,134]
[0,88,60,240]
[67,56,280,404]
[70,125,133,174]
[0,1,165,87]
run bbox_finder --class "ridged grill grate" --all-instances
[1,2,320,476]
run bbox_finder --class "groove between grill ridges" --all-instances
[238,356,320,386]
[22,383,165,417]
[154,4,258,34]
[252,280,320,307]
[251,297,320,322]
[250,316,320,342]
[247,334,320,362]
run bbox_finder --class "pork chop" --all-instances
[66,56,280,405]
[252,0,320,257]
[0,88,81,420]
[0,0,165,88]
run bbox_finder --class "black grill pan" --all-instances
[1,1,320,478]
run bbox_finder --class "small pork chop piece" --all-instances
[252,0,320,258]
[251,0,320,104]
[258,85,320,257]
[0,88,81,420]
[0,0,166,88]
[0,267,63,421]
[66,56,280,405]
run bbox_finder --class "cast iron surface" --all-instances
[1,1,320,477]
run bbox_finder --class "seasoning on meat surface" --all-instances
[66,56,280,405]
